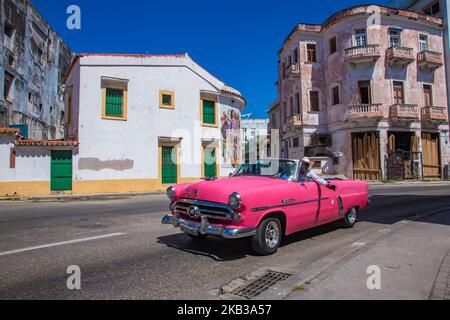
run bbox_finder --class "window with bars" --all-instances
[202,99,216,125]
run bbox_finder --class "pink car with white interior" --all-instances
[162,159,369,255]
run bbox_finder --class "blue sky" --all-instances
[33,0,389,118]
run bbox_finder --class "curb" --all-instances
[255,206,450,300]
[0,192,165,203]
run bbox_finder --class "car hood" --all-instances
[179,176,288,204]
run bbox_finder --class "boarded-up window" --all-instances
[307,44,317,62]
[310,91,319,112]
[330,37,337,55]
[10,148,16,169]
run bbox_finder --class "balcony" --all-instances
[347,104,383,121]
[284,114,319,131]
[344,45,381,66]
[389,104,419,121]
[284,63,300,79]
[386,46,415,66]
[421,106,448,123]
[417,51,443,71]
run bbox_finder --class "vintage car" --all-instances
[162,159,369,255]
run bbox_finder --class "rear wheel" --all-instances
[251,218,282,255]
[342,207,357,228]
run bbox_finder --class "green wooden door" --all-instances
[204,147,217,179]
[162,146,177,184]
[51,151,73,191]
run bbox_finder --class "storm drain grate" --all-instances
[232,271,292,299]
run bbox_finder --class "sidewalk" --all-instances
[287,209,450,300]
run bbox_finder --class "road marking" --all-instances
[0,233,126,257]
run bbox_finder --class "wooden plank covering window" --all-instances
[422,132,441,178]
[352,132,381,181]
[105,88,124,117]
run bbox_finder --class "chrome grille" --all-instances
[175,199,233,221]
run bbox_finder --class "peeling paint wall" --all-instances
[275,5,450,179]
[0,0,75,139]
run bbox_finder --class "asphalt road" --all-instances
[0,184,449,300]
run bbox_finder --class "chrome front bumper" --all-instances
[161,214,256,239]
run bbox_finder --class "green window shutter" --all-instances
[204,148,217,179]
[105,88,124,117]
[162,147,177,184]
[202,100,216,124]
[51,151,73,191]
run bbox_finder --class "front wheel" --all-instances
[342,207,357,228]
[251,218,282,255]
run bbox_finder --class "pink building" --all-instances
[269,5,450,181]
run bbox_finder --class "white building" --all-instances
[0,53,246,196]
[241,118,269,161]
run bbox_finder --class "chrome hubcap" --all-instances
[348,210,357,224]
[265,221,280,249]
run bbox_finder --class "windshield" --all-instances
[233,159,298,180]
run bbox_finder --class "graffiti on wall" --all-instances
[221,109,241,165]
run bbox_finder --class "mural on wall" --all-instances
[221,109,241,165]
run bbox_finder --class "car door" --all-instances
[295,182,320,230]
[316,184,340,224]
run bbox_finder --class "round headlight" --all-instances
[229,192,242,210]
[166,186,176,201]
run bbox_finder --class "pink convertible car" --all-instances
[162,159,369,255]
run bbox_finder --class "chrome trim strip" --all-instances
[161,214,256,239]
[251,197,330,212]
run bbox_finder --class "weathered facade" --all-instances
[270,5,450,180]
[0,53,246,196]
[391,0,450,121]
[0,0,74,140]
